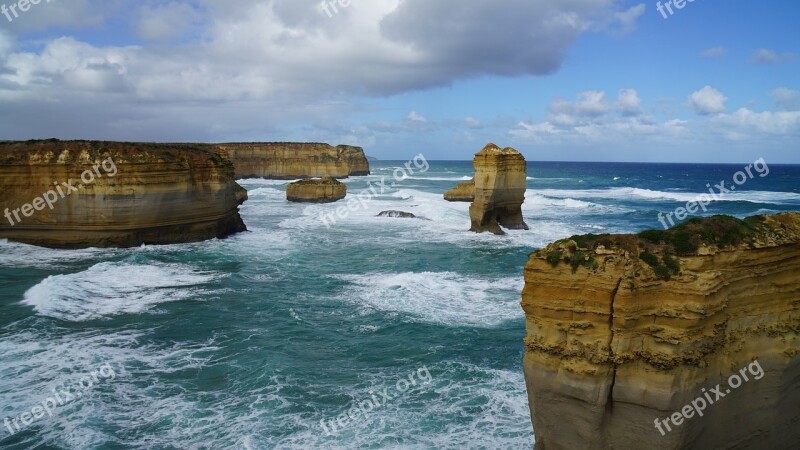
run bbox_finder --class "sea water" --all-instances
[1,160,799,449]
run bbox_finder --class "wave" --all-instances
[22,262,223,321]
[331,271,523,327]
[535,187,800,204]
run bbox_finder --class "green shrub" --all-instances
[546,251,563,267]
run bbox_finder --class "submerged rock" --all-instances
[444,180,475,202]
[286,177,347,203]
[521,213,800,449]
[469,143,529,234]
[0,140,247,249]
[377,211,418,219]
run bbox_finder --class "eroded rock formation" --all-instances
[444,180,475,202]
[0,140,247,249]
[286,177,346,203]
[218,143,370,179]
[521,214,800,449]
[469,144,528,234]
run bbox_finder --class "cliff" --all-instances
[286,177,347,203]
[0,140,247,249]
[521,213,800,449]
[444,180,475,202]
[218,143,370,179]
[469,143,529,234]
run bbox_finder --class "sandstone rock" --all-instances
[521,213,800,449]
[218,143,370,179]
[469,143,529,234]
[0,140,247,249]
[444,180,475,202]
[286,177,346,203]
[377,211,417,219]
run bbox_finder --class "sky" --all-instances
[0,0,798,163]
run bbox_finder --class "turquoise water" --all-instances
[2,160,799,449]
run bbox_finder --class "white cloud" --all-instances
[713,108,800,136]
[773,87,800,111]
[0,0,648,140]
[689,86,727,115]
[700,47,726,58]
[407,111,427,123]
[617,88,642,116]
[464,117,482,129]
[136,2,203,42]
[752,48,797,65]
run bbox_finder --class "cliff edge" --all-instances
[218,142,370,179]
[0,140,247,249]
[521,213,800,449]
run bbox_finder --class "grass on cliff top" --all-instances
[554,215,768,257]
[0,139,232,167]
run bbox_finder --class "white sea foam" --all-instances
[332,271,523,327]
[22,262,223,321]
[535,187,800,204]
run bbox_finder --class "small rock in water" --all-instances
[377,210,418,219]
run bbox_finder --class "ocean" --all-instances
[1,160,799,449]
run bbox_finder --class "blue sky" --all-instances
[0,0,798,162]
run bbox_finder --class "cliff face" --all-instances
[469,144,529,234]
[0,140,247,249]
[286,177,347,203]
[521,214,800,449]
[218,143,370,179]
[444,180,475,202]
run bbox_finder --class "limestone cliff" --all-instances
[0,140,247,249]
[469,143,529,234]
[444,180,474,202]
[218,143,370,179]
[286,177,346,203]
[521,213,800,449]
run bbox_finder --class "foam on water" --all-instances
[22,262,223,321]
[332,272,523,327]
[536,187,800,204]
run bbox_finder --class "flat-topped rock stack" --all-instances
[286,177,347,203]
[469,143,529,234]
[218,143,370,180]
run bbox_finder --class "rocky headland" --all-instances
[521,213,800,449]
[218,142,370,180]
[444,180,475,202]
[469,143,529,234]
[0,140,247,249]
[286,177,347,203]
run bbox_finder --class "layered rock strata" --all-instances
[444,180,475,202]
[469,144,529,234]
[286,177,347,203]
[0,140,247,249]
[218,143,370,179]
[521,214,800,449]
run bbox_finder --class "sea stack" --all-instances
[469,143,529,234]
[286,177,347,203]
[0,140,247,249]
[218,143,370,179]
[520,213,800,449]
